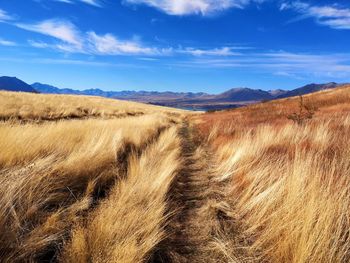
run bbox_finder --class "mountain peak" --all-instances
[0,76,37,93]
[215,87,273,102]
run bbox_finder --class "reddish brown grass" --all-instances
[196,85,350,146]
[194,85,350,262]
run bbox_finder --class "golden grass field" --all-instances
[0,86,350,262]
[0,91,185,122]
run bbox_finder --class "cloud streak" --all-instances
[178,47,241,56]
[124,0,264,16]
[17,19,158,55]
[0,9,14,21]
[0,38,17,46]
[54,0,101,7]
[281,1,350,30]
[17,18,244,57]
[86,32,159,55]
[172,51,350,79]
[17,19,83,47]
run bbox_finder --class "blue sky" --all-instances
[0,0,350,93]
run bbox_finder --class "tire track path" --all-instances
[151,120,226,263]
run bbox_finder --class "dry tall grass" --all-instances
[198,84,350,146]
[0,114,172,167]
[0,91,185,122]
[0,91,190,262]
[211,117,350,262]
[0,113,177,262]
[61,127,181,263]
[197,86,350,262]
[1,86,350,262]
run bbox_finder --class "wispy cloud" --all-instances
[178,47,241,56]
[79,0,101,6]
[20,19,166,55]
[281,1,350,30]
[18,18,243,57]
[17,19,83,49]
[54,0,101,7]
[172,51,350,79]
[0,38,17,46]
[124,0,264,16]
[31,58,116,67]
[86,32,160,55]
[0,56,150,69]
[0,9,14,21]
[274,71,300,78]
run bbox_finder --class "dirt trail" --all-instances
[150,120,227,263]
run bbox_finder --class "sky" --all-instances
[0,0,350,93]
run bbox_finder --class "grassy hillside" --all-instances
[0,91,185,122]
[197,84,350,145]
[0,87,350,262]
[0,91,187,262]
[194,84,350,262]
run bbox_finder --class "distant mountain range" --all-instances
[31,82,209,102]
[0,76,346,111]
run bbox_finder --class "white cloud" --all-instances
[0,38,17,46]
[20,18,240,57]
[274,71,297,77]
[28,40,52,49]
[55,0,74,3]
[54,0,101,7]
[21,20,164,55]
[16,19,83,48]
[124,0,261,16]
[14,17,162,55]
[79,0,101,6]
[0,10,246,59]
[87,32,158,55]
[281,1,350,30]
[173,51,350,79]
[319,17,350,30]
[28,39,83,53]
[0,56,151,69]
[31,58,115,67]
[0,9,14,21]
[178,47,240,56]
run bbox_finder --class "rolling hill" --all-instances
[0,76,37,93]
[276,82,340,99]
[192,84,350,262]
